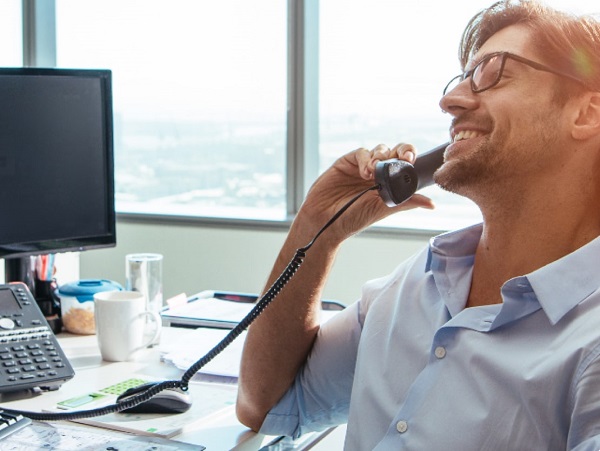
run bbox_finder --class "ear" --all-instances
[572,92,600,141]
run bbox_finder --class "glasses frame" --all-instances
[443,51,588,95]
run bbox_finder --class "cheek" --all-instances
[492,95,560,149]
[434,139,495,189]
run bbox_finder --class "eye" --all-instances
[472,55,503,90]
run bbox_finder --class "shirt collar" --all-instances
[425,223,483,272]
[426,224,600,325]
[526,235,600,324]
[426,224,482,317]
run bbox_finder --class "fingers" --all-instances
[371,143,392,160]
[390,143,416,164]
[356,143,418,180]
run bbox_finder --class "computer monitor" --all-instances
[0,67,116,286]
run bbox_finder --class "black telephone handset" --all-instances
[375,142,449,206]
[0,283,75,393]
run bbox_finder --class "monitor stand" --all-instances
[4,256,36,293]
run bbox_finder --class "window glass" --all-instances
[319,0,599,231]
[56,0,287,220]
[0,1,22,66]
[54,0,597,229]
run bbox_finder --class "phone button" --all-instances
[0,319,15,330]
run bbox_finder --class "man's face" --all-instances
[434,25,567,203]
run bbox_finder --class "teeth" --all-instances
[453,130,483,142]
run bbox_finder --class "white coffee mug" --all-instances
[94,290,162,362]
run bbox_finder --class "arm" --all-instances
[236,143,434,431]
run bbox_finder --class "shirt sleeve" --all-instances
[569,347,600,450]
[259,301,362,439]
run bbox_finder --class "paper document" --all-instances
[3,420,204,450]
[161,328,245,379]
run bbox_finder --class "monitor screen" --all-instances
[0,68,116,260]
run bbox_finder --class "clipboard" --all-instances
[160,290,345,329]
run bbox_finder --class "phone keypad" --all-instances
[0,328,68,387]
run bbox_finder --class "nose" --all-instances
[439,79,478,116]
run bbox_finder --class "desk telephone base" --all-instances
[0,283,74,393]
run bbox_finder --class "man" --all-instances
[237,0,600,449]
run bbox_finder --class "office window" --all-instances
[50,0,599,230]
[0,1,22,66]
[55,0,287,220]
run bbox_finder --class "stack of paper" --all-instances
[162,296,256,329]
[160,328,245,380]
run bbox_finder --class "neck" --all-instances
[466,170,600,308]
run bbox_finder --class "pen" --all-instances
[213,292,258,303]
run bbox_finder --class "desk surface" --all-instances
[0,327,343,450]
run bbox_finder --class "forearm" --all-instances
[235,142,432,431]
[236,213,341,431]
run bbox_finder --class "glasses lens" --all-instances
[443,53,507,95]
[472,54,504,92]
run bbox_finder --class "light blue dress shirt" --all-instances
[259,224,600,450]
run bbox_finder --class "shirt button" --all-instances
[396,420,408,434]
[434,346,446,359]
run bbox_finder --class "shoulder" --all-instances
[357,246,433,324]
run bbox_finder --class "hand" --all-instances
[297,143,435,244]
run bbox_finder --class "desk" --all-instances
[0,327,343,450]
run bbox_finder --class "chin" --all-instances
[433,160,462,193]
[433,158,489,197]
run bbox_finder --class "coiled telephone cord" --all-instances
[3,184,380,421]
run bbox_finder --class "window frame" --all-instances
[22,0,442,239]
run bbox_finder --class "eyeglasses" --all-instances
[443,51,588,95]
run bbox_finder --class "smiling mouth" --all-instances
[452,130,484,143]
